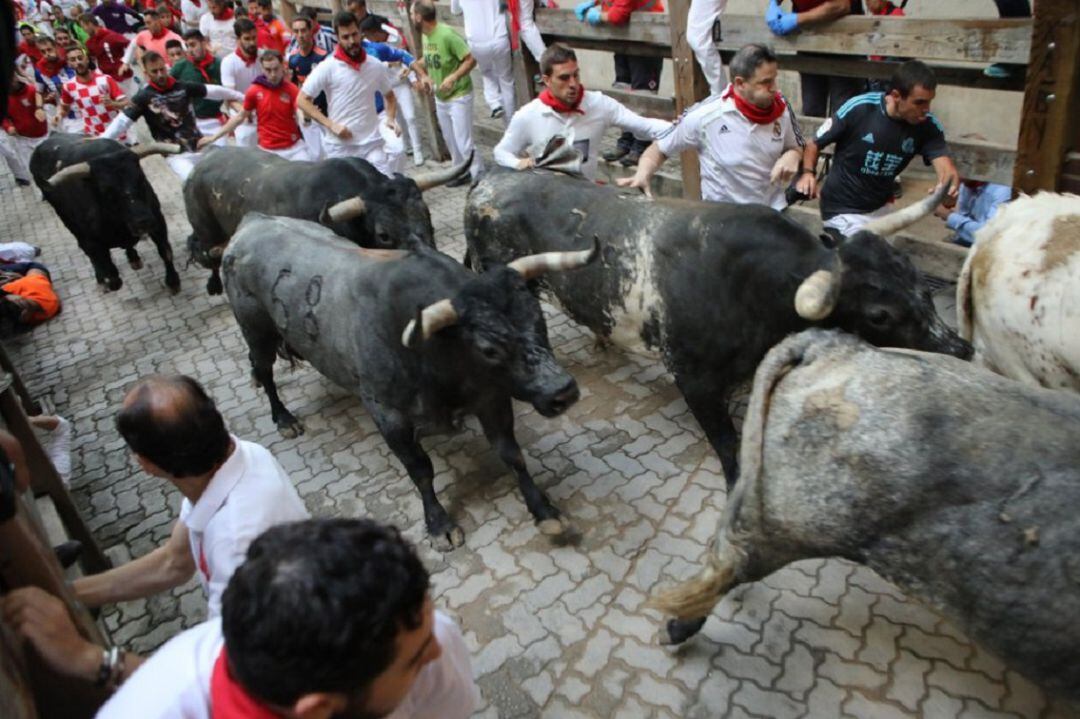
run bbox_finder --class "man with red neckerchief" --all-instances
[2,75,49,185]
[494,43,669,182]
[120,5,184,74]
[103,49,242,178]
[55,44,130,138]
[220,17,260,146]
[171,28,228,145]
[77,14,135,92]
[620,43,804,208]
[198,0,236,55]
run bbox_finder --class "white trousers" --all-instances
[234,120,258,148]
[392,81,424,158]
[435,93,484,179]
[822,204,892,237]
[165,151,203,181]
[264,140,312,161]
[687,0,728,96]
[300,121,324,160]
[517,0,546,61]
[196,117,228,147]
[1,133,47,183]
[323,136,395,177]
[378,117,405,175]
[470,37,515,120]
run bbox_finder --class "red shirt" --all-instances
[3,83,48,138]
[85,27,133,80]
[253,16,289,54]
[600,0,664,26]
[17,39,43,63]
[243,79,301,150]
[36,56,68,79]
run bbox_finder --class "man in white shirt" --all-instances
[219,17,260,146]
[180,0,208,33]
[198,0,237,56]
[494,44,671,181]
[2,520,479,719]
[69,375,309,619]
[297,10,401,177]
[451,0,514,121]
[619,43,804,208]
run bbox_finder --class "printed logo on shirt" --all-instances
[718,124,730,134]
[862,132,875,144]
[816,117,832,138]
[279,91,291,104]
[901,137,915,154]
[772,121,781,138]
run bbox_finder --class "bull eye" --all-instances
[867,308,891,327]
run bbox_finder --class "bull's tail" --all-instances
[650,329,850,621]
[955,243,977,342]
[277,340,305,368]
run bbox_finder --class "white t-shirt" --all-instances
[95,612,479,719]
[657,84,804,209]
[219,51,260,94]
[450,0,509,43]
[301,54,392,148]
[494,90,671,180]
[177,437,310,617]
[180,0,208,30]
[198,13,237,56]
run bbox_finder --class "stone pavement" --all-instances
[1,146,1076,719]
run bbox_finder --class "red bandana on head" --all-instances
[235,46,257,65]
[722,83,786,125]
[538,85,585,115]
[333,43,366,70]
[210,650,278,719]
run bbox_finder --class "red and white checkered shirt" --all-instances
[60,71,127,137]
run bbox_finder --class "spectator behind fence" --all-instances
[494,43,670,181]
[796,60,960,239]
[766,0,865,118]
[0,262,61,335]
[575,0,666,167]
[688,0,727,96]
[70,375,310,619]
[620,43,804,208]
[3,519,481,718]
[934,180,1011,247]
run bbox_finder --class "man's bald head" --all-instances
[117,375,230,478]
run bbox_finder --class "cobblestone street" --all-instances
[2,148,1076,718]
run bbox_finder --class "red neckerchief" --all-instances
[538,86,585,115]
[149,75,177,92]
[333,43,366,70]
[214,7,234,19]
[234,46,257,66]
[507,0,521,50]
[722,83,786,125]
[210,649,278,719]
[36,56,66,77]
[150,26,168,39]
[192,51,215,82]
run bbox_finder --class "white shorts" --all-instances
[264,141,312,162]
[323,137,393,177]
[196,117,228,147]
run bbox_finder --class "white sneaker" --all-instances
[413,151,425,167]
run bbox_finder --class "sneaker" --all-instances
[447,174,472,188]
[619,149,642,167]
[602,146,630,162]
[491,107,505,119]
[15,178,30,187]
[983,63,1013,79]
[611,81,631,90]
[413,150,425,167]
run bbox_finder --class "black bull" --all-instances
[30,134,182,293]
[222,213,596,550]
[183,147,471,295]
[465,168,972,487]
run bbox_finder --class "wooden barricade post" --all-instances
[666,0,708,200]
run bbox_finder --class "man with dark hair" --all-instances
[121,5,183,73]
[5,519,478,717]
[621,43,804,207]
[89,0,144,35]
[55,44,130,138]
[165,37,186,64]
[220,16,260,145]
[0,262,61,332]
[451,0,515,121]
[199,0,237,55]
[250,0,290,53]
[287,13,330,159]
[297,10,401,174]
[494,43,669,181]
[359,13,427,169]
[70,375,308,619]
[288,6,337,53]
[171,28,227,145]
[34,35,80,132]
[2,70,48,186]
[796,60,960,238]
[103,50,243,178]
[78,13,135,92]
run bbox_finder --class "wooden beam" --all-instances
[538,33,670,58]
[667,0,707,200]
[717,15,1032,65]
[1013,0,1080,193]
[534,7,673,47]
[777,54,1026,93]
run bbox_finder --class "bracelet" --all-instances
[94,646,126,690]
[799,168,815,175]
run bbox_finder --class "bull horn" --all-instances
[46,162,92,185]
[412,151,473,191]
[860,183,951,240]
[132,142,183,159]
[401,299,459,347]
[507,236,600,281]
[323,196,367,223]
[794,257,842,321]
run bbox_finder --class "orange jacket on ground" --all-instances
[3,274,61,324]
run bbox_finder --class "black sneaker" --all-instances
[602,146,630,162]
[447,174,472,188]
[15,178,30,187]
[619,149,642,167]
[491,107,505,119]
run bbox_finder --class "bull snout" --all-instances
[532,377,580,418]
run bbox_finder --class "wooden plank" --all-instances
[716,15,1032,65]
[777,53,1026,93]
[667,0,707,200]
[1013,0,1080,193]
[537,33,670,58]
[533,7,673,47]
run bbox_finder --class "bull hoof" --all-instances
[537,517,565,536]
[104,277,122,292]
[277,420,305,438]
[206,275,223,296]
[166,275,181,294]
[431,524,466,552]
[658,616,708,646]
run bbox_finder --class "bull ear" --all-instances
[507,236,600,280]
[401,299,459,348]
[46,161,92,185]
